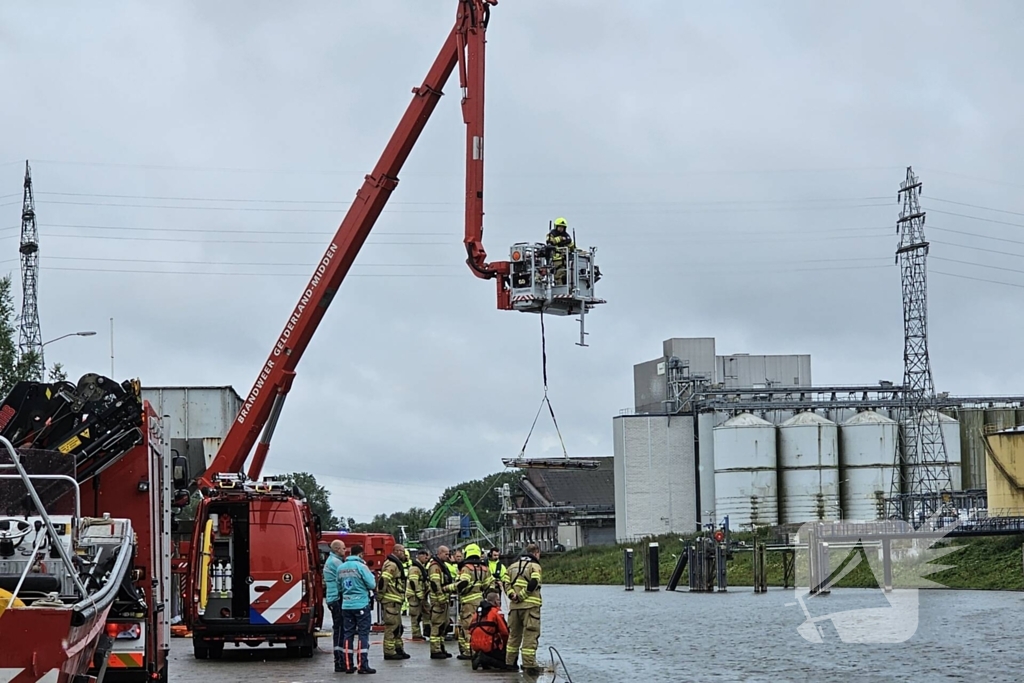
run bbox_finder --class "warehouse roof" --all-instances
[522,456,614,508]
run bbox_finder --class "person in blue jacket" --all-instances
[323,540,347,672]
[339,544,377,674]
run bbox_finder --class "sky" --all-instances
[2,1,1024,522]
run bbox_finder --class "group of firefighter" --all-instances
[324,539,544,675]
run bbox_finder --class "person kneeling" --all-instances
[468,591,509,671]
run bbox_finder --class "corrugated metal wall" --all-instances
[956,407,1024,490]
[613,415,696,541]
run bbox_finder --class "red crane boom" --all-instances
[199,0,502,487]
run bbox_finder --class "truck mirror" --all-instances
[172,489,191,509]
[172,455,190,488]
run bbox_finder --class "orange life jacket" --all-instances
[469,604,508,654]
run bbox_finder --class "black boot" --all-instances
[430,652,448,660]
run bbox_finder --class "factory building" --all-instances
[142,386,243,479]
[612,415,695,541]
[613,336,1024,539]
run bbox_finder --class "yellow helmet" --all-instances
[553,217,568,229]
[464,543,482,559]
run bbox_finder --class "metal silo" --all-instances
[713,412,778,530]
[778,411,840,523]
[840,410,897,521]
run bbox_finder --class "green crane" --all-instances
[428,489,490,533]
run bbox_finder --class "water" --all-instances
[170,586,1021,682]
[537,586,1020,682]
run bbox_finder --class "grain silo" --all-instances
[839,410,897,521]
[713,413,778,529]
[778,411,840,523]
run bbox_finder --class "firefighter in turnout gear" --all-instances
[454,544,491,660]
[406,549,431,641]
[503,543,543,675]
[379,544,410,660]
[546,217,575,286]
[427,545,458,659]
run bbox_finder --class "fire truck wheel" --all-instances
[192,641,209,660]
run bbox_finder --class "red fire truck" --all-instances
[0,374,182,681]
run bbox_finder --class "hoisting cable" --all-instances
[516,309,568,459]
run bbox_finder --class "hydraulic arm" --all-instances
[199,0,503,487]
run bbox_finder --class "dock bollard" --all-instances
[646,542,660,591]
[624,548,634,591]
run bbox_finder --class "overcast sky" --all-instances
[2,1,1023,522]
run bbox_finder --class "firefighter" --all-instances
[323,540,347,672]
[447,548,463,646]
[427,545,458,659]
[379,544,410,661]
[546,217,575,285]
[454,544,491,660]
[503,543,543,675]
[487,547,508,595]
[407,549,431,641]
[401,552,412,616]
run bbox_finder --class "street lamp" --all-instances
[42,330,97,347]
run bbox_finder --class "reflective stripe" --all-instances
[106,652,145,668]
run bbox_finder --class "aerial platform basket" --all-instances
[508,243,605,346]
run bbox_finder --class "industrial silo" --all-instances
[778,411,840,523]
[902,410,963,492]
[840,410,897,521]
[713,413,778,529]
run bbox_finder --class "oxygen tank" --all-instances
[224,562,233,595]
[211,562,222,593]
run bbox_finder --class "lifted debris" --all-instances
[502,457,602,470]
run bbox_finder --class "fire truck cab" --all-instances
[186,473,324,659]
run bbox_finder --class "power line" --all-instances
[36,198,894,215]
[932,256,1024,276]
[36,221,890,239]
[31,158,904,177]
[41,266,460,278]
[931,239,1024,260]
[45,255,461,268]
[932,270,1024,290]
[43,222,456,236]
[930,196,1024,218]
[925,207,1024,230]
[30,233,451,245]
[930,225,1024,246]
[35,189,893,207]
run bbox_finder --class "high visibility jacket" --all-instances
[504,554,542,610]
[487,559,508,588]
[457,559,491,606]
[378,555,407,604]
[338,556,376,610]
[427,557,456,600]
[469,604,508,654]
[406,559,429,601]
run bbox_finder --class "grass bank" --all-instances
[541,533,1024,590]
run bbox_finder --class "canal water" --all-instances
[170,585,1021,682]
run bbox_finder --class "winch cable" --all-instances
[516,309,568,459]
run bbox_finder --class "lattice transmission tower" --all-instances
[888,166,952,523]
[18,161,44,380]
